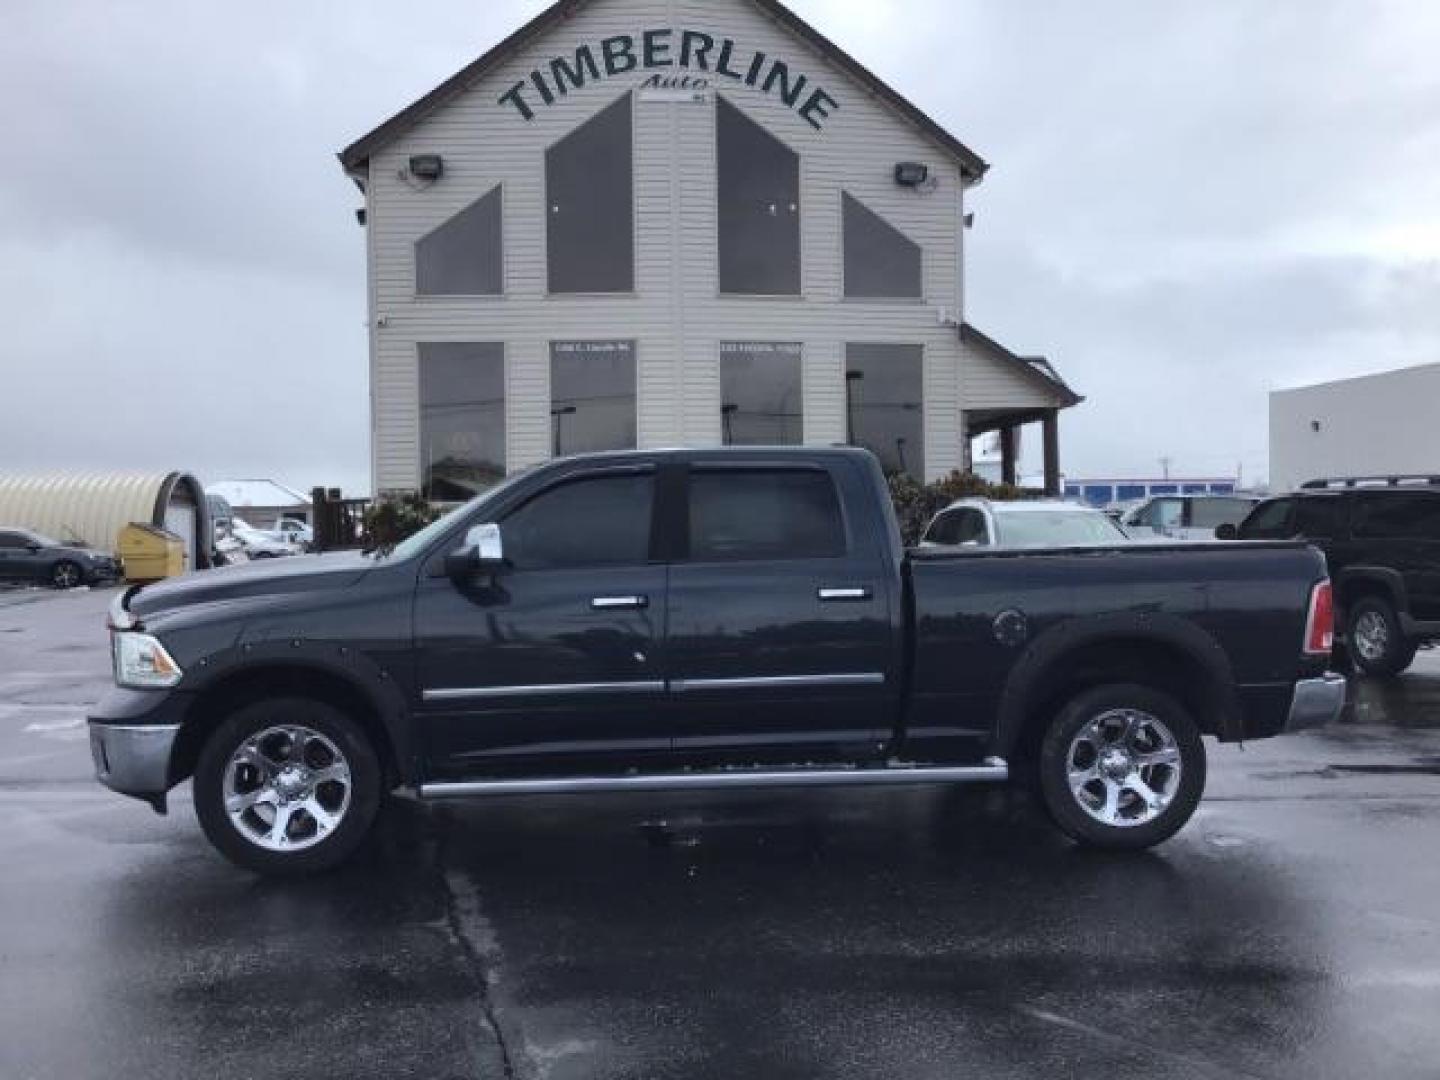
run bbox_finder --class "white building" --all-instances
[338,0,1081,500]
[1270,363,1440,493]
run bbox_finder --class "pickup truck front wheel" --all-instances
[1038,684,1205,850]
[193,698,381,875]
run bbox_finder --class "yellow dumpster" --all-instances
[117,523,185,582]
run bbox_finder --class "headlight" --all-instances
[112,632,183,689]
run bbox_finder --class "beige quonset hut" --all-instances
[0,473,212,570]
[339,0,1081,499]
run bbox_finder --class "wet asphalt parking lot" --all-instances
[3,587,1440,1079]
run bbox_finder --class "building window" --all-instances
[415,186,503,296]
[717,96,800,295]
[550,340,637,456]
[419,342,506,501]
[720,342,803,445]
[845,343,924,481]
[842,192,921,299]
[546,94,634,293]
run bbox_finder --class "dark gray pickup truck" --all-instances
[90,447,1344,874]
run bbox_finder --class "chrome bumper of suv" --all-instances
[1287,673,1347,732]
[89,723,178,801]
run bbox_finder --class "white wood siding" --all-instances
[365,0,975,491]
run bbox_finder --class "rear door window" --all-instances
[1293,497,1345,539]
[1189,498,1254,529]
[688,470,846,562]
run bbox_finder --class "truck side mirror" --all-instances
[1215,523,1238,541]
[445,523,505,579]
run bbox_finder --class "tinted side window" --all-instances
[0,531,24,549]
[502,474,653,571]
[717,97,800,295]
[546,94,634,293]
[1293,498,1344,539]
[416,186,503,296]
[1352,493,1440,540]
[689,470,845,562]
[956,510,988,545]
[843,192,922,299]
[1242,498,1295,537]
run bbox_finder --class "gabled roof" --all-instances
[338,0,988,183]
[960,323,1084,409]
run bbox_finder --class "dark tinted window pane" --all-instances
[550,341,637,455]
[0,531,23,549]
[1293,497,1344,539]
[503,474,653,571]
[718,97,800,295]
[843,193,921,298]
[720,342,802,445]
[845,343,924,481]
[547,94,633,293]
[1243,498,1294,536]
[689,470,845,562]
[1189,498,1253,529]
[419,343,506,501]
[924,510,960,545]
[416,186,503,295]
[1353,493,1440,539]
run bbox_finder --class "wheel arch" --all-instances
[1335,567,1408,616]
[169,658,415,790]
[993,612,1240,761]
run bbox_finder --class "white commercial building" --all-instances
[339,0,1081,500]
[1270,363,1440,493]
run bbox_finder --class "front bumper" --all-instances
[1287,672,1347,732]
[88,686,190,812]
[90,723,179,809]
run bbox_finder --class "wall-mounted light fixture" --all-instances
[355,208,367,227]
[1311,420,1322,433]
[408,154,444,181]
[894,162,930,187]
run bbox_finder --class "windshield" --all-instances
[994,510,1126,548]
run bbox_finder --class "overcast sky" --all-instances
[2,0,1436,493]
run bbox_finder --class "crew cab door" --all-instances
[413,466,669,780]
[664,460,900,764]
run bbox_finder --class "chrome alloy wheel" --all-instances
[1066,709,1182,828]
[223,725,352,852]
[1352,611,1389,662]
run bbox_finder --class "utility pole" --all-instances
[1159,456,1172,481]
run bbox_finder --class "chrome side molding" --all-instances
[422,680,665,703]
[419,758,1008,798]
[670,673,884,692]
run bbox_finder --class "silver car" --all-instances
[920,499,1131,549]
[1121,494,1260,542]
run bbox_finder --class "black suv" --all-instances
[1233,476,1440,675]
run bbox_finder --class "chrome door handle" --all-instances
[591,595,649,610]
[818,587,872,602]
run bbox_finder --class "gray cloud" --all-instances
[1,0,1436,491]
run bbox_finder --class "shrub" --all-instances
[888,471,1043,546]
[361,492,444,552]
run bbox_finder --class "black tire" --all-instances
[50,560,83,589]
[1346,596,1413,677]
[1037,683,1206,850]
[193,697,381,876]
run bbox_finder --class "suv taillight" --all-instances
[1304,580,1334,655]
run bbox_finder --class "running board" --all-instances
[419,758,1008,799]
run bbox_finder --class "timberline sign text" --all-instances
[499,28,840,130]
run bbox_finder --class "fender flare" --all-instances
[992,611,1241,756]
[1334,566,1409,615]
[177,642,419,785]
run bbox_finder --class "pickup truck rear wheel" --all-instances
[193,698,381,875]
[1038,684,1205,850]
